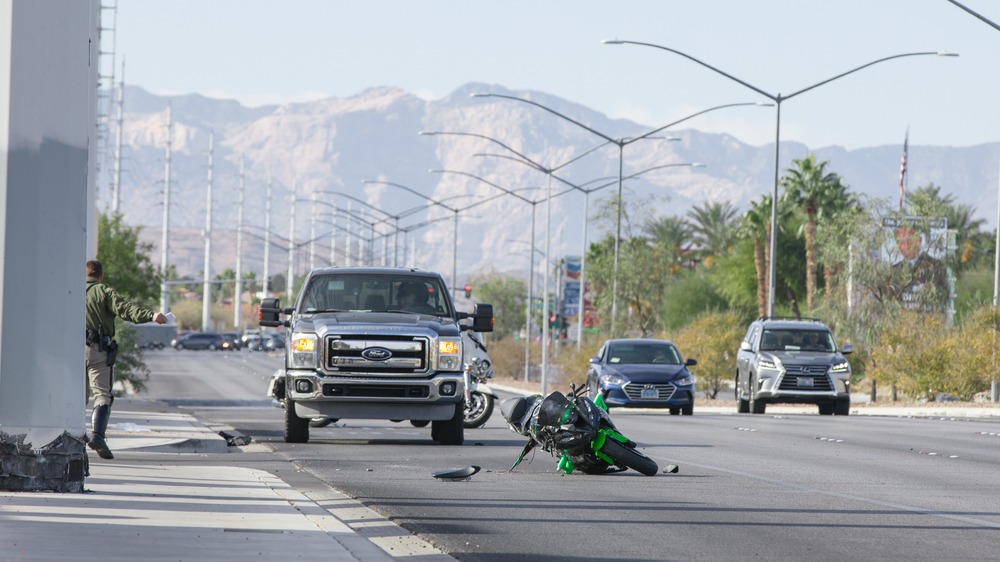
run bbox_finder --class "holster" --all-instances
[105,339,118,367]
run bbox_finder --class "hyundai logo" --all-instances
[361,347,393,361]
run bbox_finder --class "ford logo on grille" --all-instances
[361,347,393,361]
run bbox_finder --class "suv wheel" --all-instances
[834,398,851,416]
[748,376,766,414]
[736,376,750,413]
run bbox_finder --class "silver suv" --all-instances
[735,317,853,415]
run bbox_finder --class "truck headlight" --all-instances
[438,337,462,371]
[290,333,318,368]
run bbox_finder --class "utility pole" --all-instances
[201,131,214,331]
[159,103,172,314]
[234,155,246,330]
[287,181,296,303]
[111,58,124,214]
[263,172,272,299]
[309,191,317,271]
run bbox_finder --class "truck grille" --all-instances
[778,364,834,391]
[325,335,428,374]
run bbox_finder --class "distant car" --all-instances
[221,332,242,351]
[586,338,697,415]
[174,332,225,351]
[244,334,265,352]
[171,332,194,349]
[263,332,285,351]
[241,329,261,346]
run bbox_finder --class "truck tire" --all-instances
[432,403,464,445]
[284,399,309,443]
[600,438,658,476]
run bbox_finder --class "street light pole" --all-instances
[472,92,766,334]
[604,39,957,316]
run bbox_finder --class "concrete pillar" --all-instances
[0,0,98,492]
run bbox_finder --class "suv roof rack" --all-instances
[756,316,826,323]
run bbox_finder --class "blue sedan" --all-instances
[586,339,697,415]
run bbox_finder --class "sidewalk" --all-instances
[0,399,456,562]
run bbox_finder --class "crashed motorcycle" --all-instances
[500,383,659,476]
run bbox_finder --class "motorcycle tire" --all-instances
[463,391,494,428]
[600,438,658,476]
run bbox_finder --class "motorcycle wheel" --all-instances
[600,438,658,476]
[463,391,494,428]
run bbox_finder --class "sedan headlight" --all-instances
[673,375,695,387]
[437,337,463,371]
[758,359,779,371]
[830,361,851,373]
[290,333,318,368]
[600,373,627,386]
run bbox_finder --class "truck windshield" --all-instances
[299,274,451,317]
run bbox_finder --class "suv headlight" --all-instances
[437,337,463,371]
[758,359,779,371]
[600,373,627,386]
[830,361,851,373]
[290,333,318,368]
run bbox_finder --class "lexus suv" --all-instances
[735,317,853,415]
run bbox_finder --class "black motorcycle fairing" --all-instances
[573,396,605,429]
[552,424,596,452]
[536,391,577,426]
[501,395,542,436]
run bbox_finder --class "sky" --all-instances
[113,0,1000,151]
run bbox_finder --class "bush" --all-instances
[667,310,745,399]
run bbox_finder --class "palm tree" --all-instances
[643,215,693,274]
[687,201,739,267]
[906,183,985,274]
[781,154,851,310]
[735,196,772,317]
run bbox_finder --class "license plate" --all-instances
[640,388,658,399]
[797,377,814,388]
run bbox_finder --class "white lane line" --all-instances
[649,454,1000,529]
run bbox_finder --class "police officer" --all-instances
[85,260,166,459]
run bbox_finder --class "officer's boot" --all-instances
[88,404,114,460]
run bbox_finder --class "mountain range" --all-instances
[98,83,1000,285]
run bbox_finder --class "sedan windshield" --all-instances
[299,274,451,317]
[607,343,682,365]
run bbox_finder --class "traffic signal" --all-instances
[549,314,558,329]
[266,277,273,291]
[464,284,472,298]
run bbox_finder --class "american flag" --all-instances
[898,129,909,210]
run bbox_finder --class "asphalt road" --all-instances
[143,349,1000,561]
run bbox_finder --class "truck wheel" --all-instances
[284,399,309,443]
[432,404,464,445]
[749,377,766,414]
[410,420,430,427]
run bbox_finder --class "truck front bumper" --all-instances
[281,370,465,421]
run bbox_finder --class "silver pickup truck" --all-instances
[260,266,494,445]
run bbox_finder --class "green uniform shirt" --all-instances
[86,277,156,338]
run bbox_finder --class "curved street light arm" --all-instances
[430,168,537,205]
[604,39,776,100]
[946,0,1000,32]
[314,189,394,220]
[629,101,772,145]
[312,198,393,227]
[472,92,618,145]
[362,179,459,213]
[784,51,954,102]
[419,131,539,172]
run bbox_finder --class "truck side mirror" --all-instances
[259,297,284,327]
[471,303,494,333]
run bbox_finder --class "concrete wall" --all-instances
[0,0,98,445]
